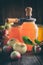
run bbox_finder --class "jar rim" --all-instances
[19,18,36,22]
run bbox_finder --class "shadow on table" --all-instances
[0,52,43,65]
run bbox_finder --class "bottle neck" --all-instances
[26,16,31,19]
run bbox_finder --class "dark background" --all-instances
[0,0,43,25]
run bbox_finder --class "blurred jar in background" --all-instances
[37,24,43,42]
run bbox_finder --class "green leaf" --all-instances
[22,36,33,45]
[34,39,40,45]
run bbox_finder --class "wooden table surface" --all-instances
[0,52,43,65]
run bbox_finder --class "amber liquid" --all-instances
[38,25,43,42]
[8,26,20,40]
[19,22,37,42]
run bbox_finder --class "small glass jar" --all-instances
[4,18,21,44]
[37,24,43,42]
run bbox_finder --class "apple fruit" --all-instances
[13,43,27,54]
[7,38,20,47]
[3,45,12,53]
[10,51,21,59]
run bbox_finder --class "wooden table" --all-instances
[0,52,43,65]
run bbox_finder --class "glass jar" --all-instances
[19,18,38,42]
[4,18,21,44]
[19,7,38,42]
[37,24,43,42]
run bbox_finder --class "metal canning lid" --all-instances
[19,17,36,22]
[13,17,36,25]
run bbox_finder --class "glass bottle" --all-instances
[19,7,38,42]
[37,24,43,42]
